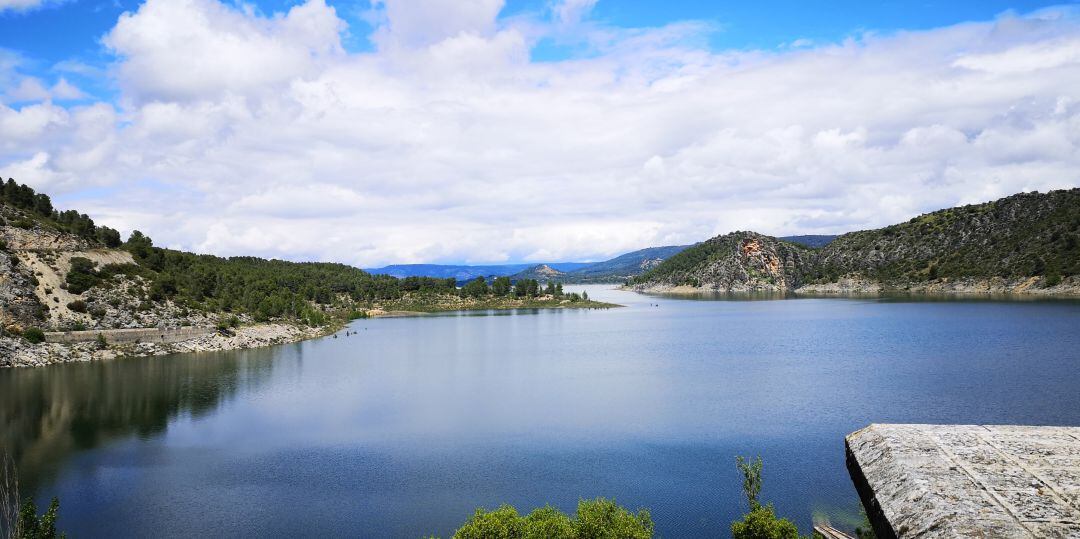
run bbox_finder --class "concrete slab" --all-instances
[846,424,1080,538]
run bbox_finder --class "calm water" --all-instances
[3,286,1080,537]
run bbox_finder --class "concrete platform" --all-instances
[846,424,1080,538]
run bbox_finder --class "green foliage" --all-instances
[461,277,491,298]
[513,279,540,298]
[491,276,512,297]
[16,497,64,539]
[737,456,763,509]
[572,497,653,539]
[816,189,1080,282]
[730,504,800,539]
[96,333,107,349]
[216,315,241,331]
[731,457,802,539]
[22,328,45,344]
[450,498,652,539]
[96,226,122,248]
[65,300,87,313]
[64,257,101,294]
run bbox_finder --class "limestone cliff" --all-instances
[632,232,814,292]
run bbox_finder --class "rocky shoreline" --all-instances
[631,275,1080,297]
[0,322,328,368]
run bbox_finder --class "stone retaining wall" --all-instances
[45,327,214,345]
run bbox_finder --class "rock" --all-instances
[846,424,1080,538]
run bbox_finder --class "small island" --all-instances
[365,276,617,317]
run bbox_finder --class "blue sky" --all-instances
[3,0,1076,101]
[2,1,1080,265]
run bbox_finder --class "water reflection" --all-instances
[0,347,279,493]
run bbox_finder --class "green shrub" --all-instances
[22,327,45,344]
[66,300,87,313]
[65,257,101,294]
[17,496,64,539]
[96,333,107,349]
[450,498,652,539]
[731,456,802,539]
[731,504,800,539]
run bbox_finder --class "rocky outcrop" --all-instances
[0,247,45,330]
[633,232,814,292]
[846,424,1080,538]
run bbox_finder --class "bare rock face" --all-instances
[846,424,1080,538]
[0,247,45,331]
[634,231,814,292]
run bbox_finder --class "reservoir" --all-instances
[3,286,1079,537]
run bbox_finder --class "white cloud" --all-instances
[0,0,61,12]
[103,0,344,102]
[4,77,50,102]
[552,0,597,25]
[49,78,86,100]
[369,0,506,49]
[2,1,1080,266]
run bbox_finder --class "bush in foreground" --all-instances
[730,456,802,539]
[450,498,653,539]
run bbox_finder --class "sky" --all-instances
[1,1,1080,266]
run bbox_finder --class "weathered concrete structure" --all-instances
[44,326,214,345]
[846,424,1080,538]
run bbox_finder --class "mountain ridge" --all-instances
[632,189,1080,295]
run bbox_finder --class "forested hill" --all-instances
[813,189,1080,283]
[0,180,407,331]
[1,181,606,337]
[633,189,1080,293]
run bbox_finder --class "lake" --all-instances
[3,286,1080,537]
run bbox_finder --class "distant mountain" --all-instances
[509,264,566,281]
[370,245,692,284]
[633,189,1080,295]
[367,262,591,281]
[779,235,838,248]
[559,245,691,283]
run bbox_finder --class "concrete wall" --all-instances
[45,326,214,345]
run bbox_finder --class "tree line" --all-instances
[0,179,122,247]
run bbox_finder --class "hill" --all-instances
[0,180,616,367]
[779,235,838,248]
[633,189,1080,295]
[559,245,690,283]
[508,264,566,282]
[631,233,815,291]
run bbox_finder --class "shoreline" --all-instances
[0,301,622,368]
[628,275,1080,299]
[0,322,332,368]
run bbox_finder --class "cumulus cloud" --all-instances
[2,0,1080,266]
[103,0,344,102]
